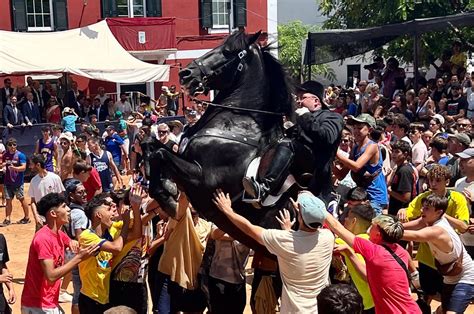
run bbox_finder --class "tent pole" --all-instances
[413,33,420,94]
[307,34,312,81]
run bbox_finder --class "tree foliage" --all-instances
[318,0,474,67]
[278,21,336,81]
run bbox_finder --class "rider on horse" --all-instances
[242,80,344,206]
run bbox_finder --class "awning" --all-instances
[0,20,170,82]
[304,11,474,65]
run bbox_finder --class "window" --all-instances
[116,0,146,17]
[212,0,229,28]
[200,0,246,30]
[26,0,53,31]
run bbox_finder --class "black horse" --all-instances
[142,31,299,250]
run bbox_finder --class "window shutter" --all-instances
[146,0,162,17]
[11,0,27,32]
[233,0,247,27]
[53,0,68,31]
[200,0,213,29]
[101,0,118,18]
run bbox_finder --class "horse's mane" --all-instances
[223,31,294,116]
[261,44,294,116]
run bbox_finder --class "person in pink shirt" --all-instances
[20,193,98,313]
[325,212,421,314]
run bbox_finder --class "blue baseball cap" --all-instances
[297,191,327,228]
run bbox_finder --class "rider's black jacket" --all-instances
[295,108,344,197]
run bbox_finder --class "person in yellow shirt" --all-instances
[78,193,131,314]
[334,202,375,313]
[397,164,469,305]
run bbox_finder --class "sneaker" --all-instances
[58,290,73,303]
[17,217,31,224]
[1,219,10,226]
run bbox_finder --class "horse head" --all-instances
[179,31,262,97]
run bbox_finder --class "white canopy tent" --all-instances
[0,20,169,83]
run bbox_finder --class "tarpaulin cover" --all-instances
[305,11,474,65]
[0,20,170,82]
[106,17,176,51]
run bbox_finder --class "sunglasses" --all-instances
[7,143,16,147]
[76,140,84,143]
[60,141,69,145]
[158,130,168,134]
[341,139,352,144]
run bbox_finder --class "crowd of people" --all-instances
[0,42,472,314]
[0,76,182,127]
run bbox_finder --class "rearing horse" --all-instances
[141,31,294,250]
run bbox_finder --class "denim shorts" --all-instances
[441,282,474,313]
[4,185,24,200]
[65,250,81,305]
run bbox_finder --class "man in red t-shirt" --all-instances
[72,161,102,201]
[325,212,421,313]
[21,193,98,313]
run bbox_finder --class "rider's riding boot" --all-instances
[243,140,294,202]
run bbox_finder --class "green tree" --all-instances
[318,0,474,67]
[278,20,335,81]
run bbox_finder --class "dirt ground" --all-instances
[2,183,473,313]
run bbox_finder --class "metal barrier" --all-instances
[0,116,187,158]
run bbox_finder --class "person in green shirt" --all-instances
[397,164,469,304]
[334,202,375,312]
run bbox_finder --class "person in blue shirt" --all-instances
[104,125,127,171]
[61,107,79,134]
[346,90,359,116]
[429,135,450,165]
[335,114,388,215]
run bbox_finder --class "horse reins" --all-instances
[189,96,285,117]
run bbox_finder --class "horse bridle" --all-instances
[193,47,249,88]
[190,45,285,117]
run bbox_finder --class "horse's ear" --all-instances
[247,31,262,45]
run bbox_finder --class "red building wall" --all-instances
[67,1,102,29]
[0,2,12,31]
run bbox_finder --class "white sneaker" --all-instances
[58,290,73,303]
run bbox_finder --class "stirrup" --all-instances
[242,177,262,202]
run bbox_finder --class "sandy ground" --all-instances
[2,183,472,313]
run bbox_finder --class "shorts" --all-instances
[78,293,110,314]
[419,262,443,296]
[441,282,474,313]
[21,306,64,314]
[122,138,130,156]
[64,250,81,305]
[4,185,24,200]
[109,280,147,314]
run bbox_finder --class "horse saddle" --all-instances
[242,156,296,207]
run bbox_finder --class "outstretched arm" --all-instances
[213,189,265,245]
[325,213,356,247]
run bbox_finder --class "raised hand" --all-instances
[275,208,295,231]
[76,244,100,260]
[212,189,233,214]
[129,185,143,209]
